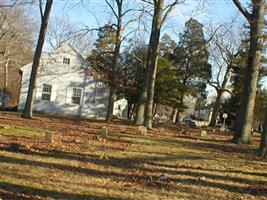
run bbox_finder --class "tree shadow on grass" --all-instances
[144,162,267,186]
[0,182,121,200]
[147,161,267,177]
[1,153,267,197]
[153,136,258,157]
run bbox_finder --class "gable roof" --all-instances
[20,43,88,71]
[51,43,86,61]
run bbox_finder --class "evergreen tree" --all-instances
[171,19,211,121]
[87,25,116,83]
[121,42,147,119]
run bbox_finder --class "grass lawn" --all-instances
[0,112,266,200]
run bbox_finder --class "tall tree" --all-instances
[87,25,116,84]
[208,26,242,127]
[171,18,211,123]
[221,39,248,127]
[122,41,147,119]
[259,113,267,158]
[0,6,35,93]
[21,0,53,119]
[100,0,142,122]
[104,0,123,122]
[135,0,183,129]
[232,0,266,143]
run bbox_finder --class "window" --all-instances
[71,88,82,105]
[42,84,52,101]
[63,57,70,64]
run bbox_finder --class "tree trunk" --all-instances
[175,110,180,124]
[134,77,148,125]
[233,0,265,143]
[106,4,123,122]
[144,1,163,129]
[3,58,9,91]
[170,107,176,123]
[21,0,53,119]
[258,113,267,158]
[210,63,231,127]
[106,83,116,121]
[209,90,222,127]
[153,103,158,117]
[134,31,153,126]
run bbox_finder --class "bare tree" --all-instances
[46,16,94,57]
[208,24,242,127]
[0,0,33,7]
[134,0,184,129]
[232,0,266,143]
[103,0,124,122]
[0,6,35,99]
[21,0,53,119]
[101,0,145,122]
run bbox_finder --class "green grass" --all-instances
[0,114,266,200]
[0,126,45,137]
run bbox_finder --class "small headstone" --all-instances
[213,129,216,133]
[120,126,126,133]
[82,140,90,148]
[220,126,225,132]
[180,129,187,135]
[200,130,207,137]
[138,126,147,135]
[160,127,164,134]
[101,127,108,138]
[44,132,54,143]
[159,175,171,182]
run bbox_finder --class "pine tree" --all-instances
[171,19,211,122]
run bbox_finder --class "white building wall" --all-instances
[19,44,109,118]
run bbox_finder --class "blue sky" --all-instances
[47,0,247,40]
[30,0,263,96]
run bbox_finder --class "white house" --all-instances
[19,43,110,118]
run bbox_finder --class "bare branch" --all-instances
[39,0,44,20]
[104,0,119,20]
[161,0,184,27]
[232,0,253,23]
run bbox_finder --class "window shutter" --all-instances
[50,85,57,102]
[80,89,84,105]
[66,87,72,104]
[35,86,42,101]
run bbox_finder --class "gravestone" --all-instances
[45,132,54,143]
[101,127,108,138]
[120,126,126,133]
[180,129,187,135]
[138,126,147,135]
[82,140,90,148]
[200,130,207,137]
[160,127,165,134]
